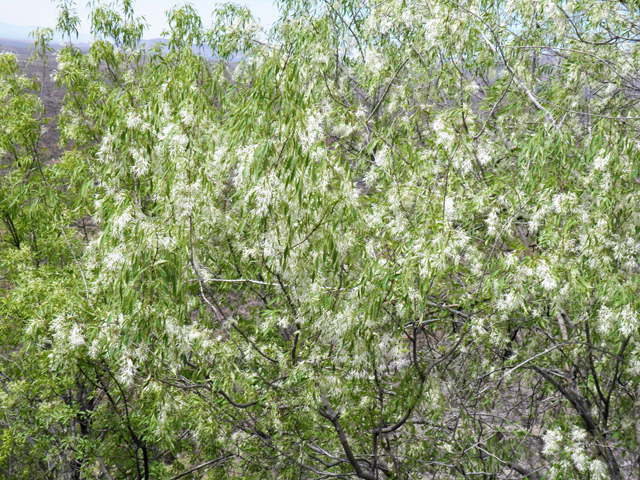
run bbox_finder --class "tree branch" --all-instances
[319,391,375,480]
[170,454,233,480]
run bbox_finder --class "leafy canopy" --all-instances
[1,0,640,479]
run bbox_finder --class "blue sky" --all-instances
[0,0,281,39]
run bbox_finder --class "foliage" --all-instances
[1,0,640,478]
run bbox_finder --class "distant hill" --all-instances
[0,37,93,54]
[0,26,230,60]
[0,21,93,44]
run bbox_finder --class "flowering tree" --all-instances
[1,0,640,478]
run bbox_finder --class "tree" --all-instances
[1,0,640,478]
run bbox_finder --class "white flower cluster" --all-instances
[68,324,86,347]
[476,143,492,165]
[593,151,611,171]
[374,145,390,169]
[597,304,639,336]
[111,207,133,240]
[118,357,136,387]
[364,48,385,77]
[131,147,150,176]
[444,197,456,222]
[535,262,558,291]
[496,290,523,314]
[543,427,607,478]
[126,111,143,130]
[432,116,455,148]
[486,209,500,236]
[179,107,196,128]
[301,110,324,153]
[50,314,86,350]
[529,204,550,233]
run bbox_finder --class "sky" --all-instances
[0,0,281,39]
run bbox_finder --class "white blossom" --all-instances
[364,48,385,76]
[477,145,491,165]
[131,147,150,176]
[112,208,133,240]
[126,111,143,130]
[118,357,136,387]
[486,209,500,236]
[68,324,85,347]
[597,305,615,335]
[620,305,638,336]
[432,116,454,147]
[593,151,610,171]
[543,428,563,454]
[536,263,558,291]
[375,145,389,168]
[104,248,126,271]
[444,197,456,221]
[590,460,608,480]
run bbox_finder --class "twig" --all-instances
[170,454,233,480]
